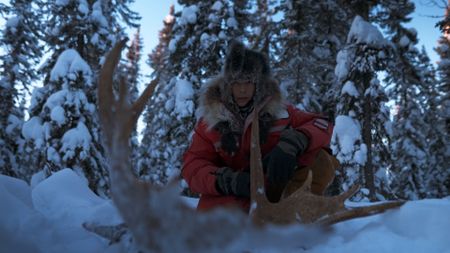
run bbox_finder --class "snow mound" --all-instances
[0,170,122,253]
[32,169,122,226]
[311,199,450,253]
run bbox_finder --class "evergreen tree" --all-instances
[374,0,437,199]
[148,5,175,80]
[124,27,142,97]
[388,47,437,199]
[275,0,351,113]
[22,0,139,196]
[0,0,42,178]
[122,27,142,173]
[331,15,393,201]
[138,5,175,180]
[169,0,247,79]
[232,0,253,41]
[426,3,450,197]
[248,0,276,55]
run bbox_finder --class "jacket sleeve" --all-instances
[288,107,334,160]
[182,120,222,196]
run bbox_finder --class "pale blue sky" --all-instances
[410,0,444,64]
[129,1,177,54]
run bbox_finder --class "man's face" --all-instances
[231,80,255,107]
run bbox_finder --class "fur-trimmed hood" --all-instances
[196,41,288,154]
[196,75,288,155]
[197,41,287,133]
[197,76,287,132]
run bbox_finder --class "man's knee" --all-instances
[310,149,338,195]
[284,149,338,196]
[267,149,340,200]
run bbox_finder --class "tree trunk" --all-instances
[362,75,376,201]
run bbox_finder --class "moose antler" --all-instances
[248,108,405,226]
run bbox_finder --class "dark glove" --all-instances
[263,129,309,185]
[215,167,250,198]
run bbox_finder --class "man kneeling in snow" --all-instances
[182,41,339,212]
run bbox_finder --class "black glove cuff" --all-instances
[215,167,233,195]
[215,167,250,198]
[233,172,250,198]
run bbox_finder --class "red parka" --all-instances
[182,100,333,212]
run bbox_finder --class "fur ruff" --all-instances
[197,76,288,154]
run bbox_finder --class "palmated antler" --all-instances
[248,109,405,226]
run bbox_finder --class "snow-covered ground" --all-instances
[1,169,450,253]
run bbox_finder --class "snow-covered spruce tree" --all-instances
[373,0,436,199]
[139,0,247,185]
[274,0,351,113]
[22,50,113,194]
[331,16,393,201]
[0,0,43,179]
[232,0,253,41]
[147,4,175,79]
[388,47,437,199]
[138,5,175,180]
[426,5,450,197]
[169,0,248,78]
[22,0,139,196]
[39,0,139,78]
[123,27,142,99]
[247,0,276,55]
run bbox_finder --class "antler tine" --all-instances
[98,39,128,149]
[318,200,406,226]
[119,76,158,138]
[98,39,128,124]
[337,184,361,202]
[131,78,158,123]
[250,109,269,205]
[98,38,158,148]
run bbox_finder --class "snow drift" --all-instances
[1,169,449,253]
